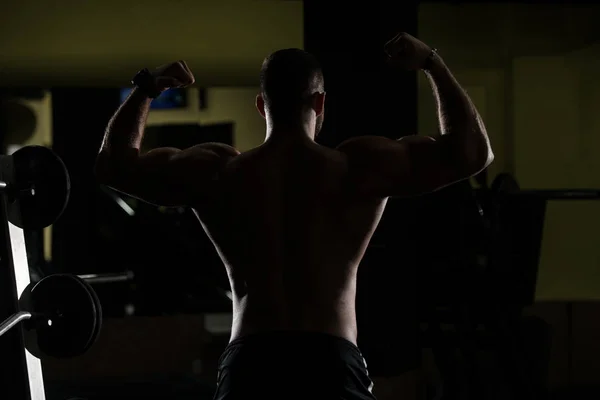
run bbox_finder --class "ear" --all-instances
[312,92,325,117]
[256,94,266,119]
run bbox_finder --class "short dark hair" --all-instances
[259,48,324,116]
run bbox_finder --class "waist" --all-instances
[215,330,376,399]
[231,295,358,344]
[219,330,364,367]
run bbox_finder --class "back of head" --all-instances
[260,48,324,118]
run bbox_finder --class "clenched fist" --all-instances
[152,60,195,92]
[384,33,433,71]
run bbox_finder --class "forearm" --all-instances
[424,53,493,168]
[96,88,152,177]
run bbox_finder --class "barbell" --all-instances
[0,270,132,359]
[0,274,102,359]
[2,145,70,230]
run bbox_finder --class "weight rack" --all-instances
[0,152,46,400]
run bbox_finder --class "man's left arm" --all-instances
[95,61,240,206]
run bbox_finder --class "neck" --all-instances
[264,115,316,143]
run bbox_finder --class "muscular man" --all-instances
[95,33,493,399]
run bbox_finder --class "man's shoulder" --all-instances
[196,142,241,157]
[334,136,399,165]
[335,135,393,152]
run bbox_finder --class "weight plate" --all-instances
[25,274,102,359]
[8,145,70,229]
[87,276,103,351]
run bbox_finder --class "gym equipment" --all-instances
[0,274,102,359]
[0,145,81,399]
[78,270,135,285]
[6,145,71,229]
[491,173,600,200]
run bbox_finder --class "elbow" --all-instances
[483,149,495,169]
[94,168,112,187]
[467,147,494,176]
[452,137,494,177]
[94,152,127,188]
[94,153,112,184]
[95,148,141,195]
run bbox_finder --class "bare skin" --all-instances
[96,33,493,346]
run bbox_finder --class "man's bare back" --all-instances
[195,139,387,344]
[96,33,493,399]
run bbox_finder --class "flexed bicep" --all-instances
[97,143,240,206]
[338,135,478,198]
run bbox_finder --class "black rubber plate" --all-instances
[25,274,102,359]
[8,145,70,229]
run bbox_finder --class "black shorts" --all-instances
[213,331,377,400]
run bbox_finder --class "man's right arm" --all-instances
[338,49,493,198]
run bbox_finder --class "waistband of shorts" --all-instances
[219,330,364,365]
[229,330,359,351]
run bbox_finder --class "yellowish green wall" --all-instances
[146,87,265,151]
[513,47,600,301]
[419,3,600,301]
[0,0,303,87]
[2,93,54,148]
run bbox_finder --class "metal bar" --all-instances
[567,302,574,388]
[0,155,34,400]
[99,186,136,217]
[78,270,135,285]
[506,190,600,200]
[9,209,46,400]
[0,311,31,337]
[0,180,33,195]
